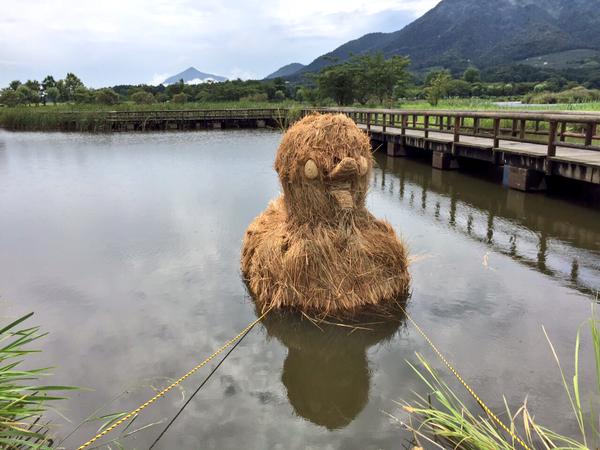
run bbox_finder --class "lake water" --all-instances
[0,130,598,449]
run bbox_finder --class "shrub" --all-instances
[74,86,93,104]
[130,91,155,104]
[95,88,120,105]
[172,92,188,104]
[0,89,19,107]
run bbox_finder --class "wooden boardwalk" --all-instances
[104,108,287,131]
[364,125,600,167]
[307,108,600,190]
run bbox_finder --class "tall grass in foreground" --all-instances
[395,305,600,450]
[0,313,75,449]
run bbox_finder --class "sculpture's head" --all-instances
[275,113,372,224]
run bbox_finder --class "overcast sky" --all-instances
[0,0,440,87]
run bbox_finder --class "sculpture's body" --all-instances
[241,113,409,315]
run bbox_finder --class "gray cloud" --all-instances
[0,0,439,87]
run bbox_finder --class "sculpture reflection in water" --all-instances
[257,300,407,430]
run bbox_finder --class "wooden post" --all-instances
[547,120,558,157]
[585,122,595,147]
[439,115,444,131]
[401,114,407,136]
[390,114,395,127]
[474,117,480,135]
[519,119,526,140]
[511,119,518,137]
[382,113,387,133]
[454,116,460,143]
[493,118,500,148]
[412,115,416,129]
[367,112,371,132]
[560,121,566,142]
[424,115,430,139]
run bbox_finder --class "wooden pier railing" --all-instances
[307,108,600,156]
[303,107,600,188]
[103,108,286,123]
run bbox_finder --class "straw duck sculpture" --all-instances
[241,113,409,315]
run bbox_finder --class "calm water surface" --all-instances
[0,130,598,449]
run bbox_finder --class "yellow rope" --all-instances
[77,307,271,450]
[398,304,533,450]
[77,302,530,450]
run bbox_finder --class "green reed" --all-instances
[0,313,75,449]
[395,302,600,450]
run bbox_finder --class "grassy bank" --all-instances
[400,98,600,112]
[1,99,600,132]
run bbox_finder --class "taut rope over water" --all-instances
[76,307,272,450]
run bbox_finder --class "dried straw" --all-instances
[242,113,410,315]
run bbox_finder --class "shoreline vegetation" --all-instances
[0,313,75,449]
[2,55,600,132]
[397,303,600,450]
[1,99,600,132]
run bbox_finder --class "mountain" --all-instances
[289,0,600,78]
[264,63,306,79]
[163,67,227,85]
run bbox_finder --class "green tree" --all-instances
[154,92,169,103]
[8,80,21,91]
[45,86,60,104]
[42,75,56,91]
[95,88,119,105]
[131,91,155,104]
[166,79,185,98]
[172,92,188,103]
[24,80,41,105]
[315,63,356,105]
[63,73,84,101]
[0,89,19,106]
[463,67,481,83]
[273,90,286,101]
[447,79,472,97]
[56,79,67,102]
[361,53,411,104]
[74,86,93,104]
[16,85,33,105]
[425,70,452,106]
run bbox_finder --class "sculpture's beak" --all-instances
[328,157,359,210]
[329,157,359,181]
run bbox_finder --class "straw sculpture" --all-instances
[241,113,410,315]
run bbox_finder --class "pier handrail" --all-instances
[305,107,600,156]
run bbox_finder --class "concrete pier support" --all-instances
[507,166,547,191]
[387,141,408,157]
[432,151,459,170]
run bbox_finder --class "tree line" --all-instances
[0,74,296,107]
[0,74,122,106]
[2,52,599,108]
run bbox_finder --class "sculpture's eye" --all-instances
[304,159,319,179]
[358,156,369,176]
